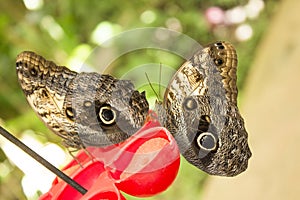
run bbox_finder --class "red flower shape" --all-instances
[40,112,180,200]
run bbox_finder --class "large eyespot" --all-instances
[183,97,197,111]
[196,132,218,151]
[214,58,224,66]
[99,105,117,125]
[66,107,76,121]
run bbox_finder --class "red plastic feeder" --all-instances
[40,113,180,200]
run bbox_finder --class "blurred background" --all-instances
[2,0,298,200]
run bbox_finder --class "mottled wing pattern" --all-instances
[16,51,149,149]
[65,72,149,147]
[16,52,81,148]
[157,41,251,176]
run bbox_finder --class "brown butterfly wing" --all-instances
[158,41,251,176]
[16,51,149,149]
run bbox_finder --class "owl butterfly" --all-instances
[16,51,149,149]
[156,41,251,176]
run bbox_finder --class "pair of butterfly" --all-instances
[16,41,251,177]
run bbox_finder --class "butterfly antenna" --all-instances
[158,63,162,99]
[145,72,160,100]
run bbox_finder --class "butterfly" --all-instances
[16,41,251,177]
[16,51,149,149]
[155,41,251,176]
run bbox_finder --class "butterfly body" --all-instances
[157,41,251,176]
[16,51,149,149]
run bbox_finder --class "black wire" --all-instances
[0,125,87,195]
